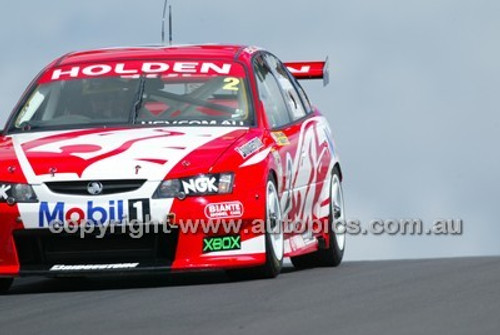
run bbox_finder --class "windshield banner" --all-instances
[39,61,246,83]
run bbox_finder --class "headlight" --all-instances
[153,173,234,199]
[154,179,182,198]
[0,182,38,204]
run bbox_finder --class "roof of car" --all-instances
[56,44,259,66]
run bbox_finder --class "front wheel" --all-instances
[227,176,283,280]
[291,168,345,268]
[259,177,284,277]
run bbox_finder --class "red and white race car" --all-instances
[0,44,345,292]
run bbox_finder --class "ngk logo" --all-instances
[182,177,218,194]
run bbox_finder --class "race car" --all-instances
[0,44,345,292]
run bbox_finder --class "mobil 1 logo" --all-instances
[128,198,151,222]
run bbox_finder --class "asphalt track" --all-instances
[1,257,499,335]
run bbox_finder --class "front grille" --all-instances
[13,228,179,271]
[45,179,146,195]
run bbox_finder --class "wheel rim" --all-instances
[266,181,284,261]
[331,174,346,251]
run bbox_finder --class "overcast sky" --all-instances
[1,0,499,261]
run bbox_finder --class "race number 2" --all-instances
[223,77,240,91]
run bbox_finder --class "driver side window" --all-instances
[253,55,291,128]
[264,54,308,121]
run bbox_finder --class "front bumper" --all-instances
[7,222,266,277]
[0,173,268,277]
[0,194,267,277]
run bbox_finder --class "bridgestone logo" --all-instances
[49,263,139,271]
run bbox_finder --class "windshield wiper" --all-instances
[130,76,146,124]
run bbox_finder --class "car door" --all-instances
[260,53,332,245]
[253,53,296,226]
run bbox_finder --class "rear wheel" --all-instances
[227,176,283,280]
[291,168,345,268]
[0,278,13,294]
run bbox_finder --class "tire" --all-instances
[291,168,345,268]
[227,175,284,280]
[0,278,14,294]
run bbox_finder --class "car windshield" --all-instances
[11,60,252,132]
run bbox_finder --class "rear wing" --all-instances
[284,57,330,86]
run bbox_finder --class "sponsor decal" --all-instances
[181,176,218,195]
[204,201,244,219]
[50,263,139,271]
[127,198,151,222]
[38,199,151,227]
[0,183,37,203]
[140,119,246,126]
[0,184,11,200]
[40,61,244,83]
[235,137,264,158]
[203,235,241,253]
[271,131,290,146]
